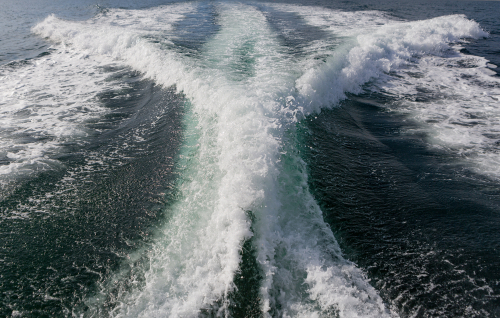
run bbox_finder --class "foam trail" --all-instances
[270,5,487,112]
[201,4,392,317]
[0,3,194,195]
[0,44,121,195]
[31,2,398,317]
[294,13,488,113]
[251,139,393,317]
[33,2,394,316]
[34,3,289,316]
[32,2,493,317]
[281,5,497,178]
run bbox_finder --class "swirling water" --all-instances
[1,0,499,317]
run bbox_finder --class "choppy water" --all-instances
[1,0,499,317]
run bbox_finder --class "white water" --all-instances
[376,51,500,179]
[278,5,497,179]
[0,4,190,194]
[27,1,493,317]
[0,50,116,190]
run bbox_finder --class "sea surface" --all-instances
[1,0,499,317]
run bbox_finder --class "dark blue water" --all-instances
[1,0,499,317]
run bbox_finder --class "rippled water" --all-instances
[1,0,499,317]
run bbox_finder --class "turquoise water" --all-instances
[1,0,499,317]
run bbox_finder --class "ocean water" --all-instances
[1,0,499,317]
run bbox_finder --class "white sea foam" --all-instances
[293,13,488,113]
[0,3,194,193]
[93,5,189,33]
[0,50,120,190]
[33,2,397,317]
[284,6,497,179]
[270,3,396,35]
[374,50,500,179]
[30,1,495,317]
